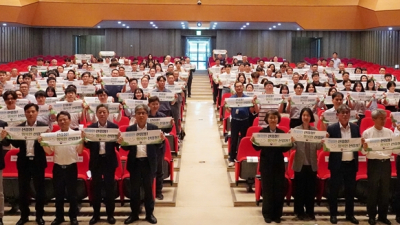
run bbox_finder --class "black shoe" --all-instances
[16,217,29,225]
[156,193,164,200]
[89,216,100,225]
[51,218,65,225]
[396,216,400,224]
[36,218,45,225]
[307,214,316,220]
[296,214,305,220]
[330,216,337,224]
[274,218,281,223]
[107,217,116,225]
[70,218,78,225]
[124,215,139,224]
[377,217,391,225]
[346,216,359,224]
[145,214,157,224]
[368,218,377,225]
[264,218,272,223]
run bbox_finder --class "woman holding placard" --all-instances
[381,81,399,112]
[291,107,322,220]
[251,110,292,223]
[349,82,367,126]
[286,83,304,128]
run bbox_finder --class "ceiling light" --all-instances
[389,27,393,30]
[122,24,125,26]
[127,26,130,28]
[155,26,158,28]
[181,22,184,24]
[214,22,218,25]
[118,21,121,24]
[150,22,153,24]
[269,28,272,30]
[197,22,202,27]
[273,26,276,28]
[152,24,156,27]
[97,26,101,28]
[246,23,249,25]
[240,28,243,30]
[278,23,281,26]
[243,25,246,28]
[297,28,300,30]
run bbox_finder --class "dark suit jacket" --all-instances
[326,122,360,172]
[2,121,48,170]
[252,127,292,173]
[121,123,164,175]
[84,121,120,171]
[0,120,8,170]
[148,111,172,133]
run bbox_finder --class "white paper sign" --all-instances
[291,129,327,143]
[225,97,254,108]
[323,138,361,152]
[102,77,126,86]
[40,131,83,146]
[150,92,175,102]
[251,133,292,147]
[120,130,163,146]
[83,128,119,142]
[147,117,173,129]
[5,127,49,140]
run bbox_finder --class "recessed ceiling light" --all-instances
[389,27,393,30]
[246,23,249,25]
[273,26,276,28]
[181,22,184,24]
[278,23,281,26]
[297,28,300,30]
[122,24,126,27]
[118,21,121,24]
[97,26,101,28]
[152,24,156,27]
[240,28,243,30]
[214,22,218,25]
[150,22,153,24]
[269,28,272,30]
[243,25,246,28]
[155,27,158,29]
[127,26,130,28]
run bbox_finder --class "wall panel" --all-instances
[0,27,42,62]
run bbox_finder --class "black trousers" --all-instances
[53,163,78,219]
[130,158,154,217]
[156,146,166,195]
[294,165,317,215]
[18,159,45,219]
[395,155,400,217]
[261,160,285,220]
[213,82,219,104]
[367,159,391,219]
[91,156,116,217]
[187,71,193,96]
[289,118,302,129]
[329,161,357,217]
[229,119,249,162]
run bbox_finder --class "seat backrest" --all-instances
[3,149,19,174]
[317,151,330,178]
[52,124,60,132]
[77,150,90,178]
[114,150,123,179]
[279,117,290,128]
[357,151,367,177]
[360,117,374,135]
[252,117,259,127]
[377,104,385,110]
[384,117,393,129]
[277,125,289,133]
[117,116,130,127]
[391,154,397,177]
[246,126,262,137]
[287,151,295,179]
[119,125,128,132]
[236,137,260,161]
[364,110,371,117]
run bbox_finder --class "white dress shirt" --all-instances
[24,94,37,104]
[136,124,147,158]
[362,126,393,159]
[340,123,354,161]
[26,121,37,156]
[52,129,78,165]
[98,122,107,155]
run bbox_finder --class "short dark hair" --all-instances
[300,107,315,123]
[264,110,281,124]
[0,70,6,74]
[166,72,174,77]
[311,72,319,77]
[3,90,17,101]
[336,104,351,114]
[224,64,232,68]
[148,96,160,104]
[332,92,344,99]
[23,73,32,79]
[46,77,56,84]
[95,89,109,96]
[37,58,43,62]
[245,83,253,89]
[35,90,46,98]
[64,86,77,95]
[293,83,304,90]
[57,111,71,120]
[387,81,396,89]
[129,78,138,84]
[81,72,91,77]
[24,103,39,112]
[96,104,109,113]
[384,73,392,78]
[157,76,166,82]
[263,81,274,87]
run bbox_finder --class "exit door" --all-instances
[185,38,211,70]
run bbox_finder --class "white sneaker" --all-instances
[228,162,235,167]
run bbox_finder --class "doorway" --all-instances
[291,37,322,63]
[185,37,211,70]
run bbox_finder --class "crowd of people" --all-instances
[213,52,400,224]
[0,54,194,225]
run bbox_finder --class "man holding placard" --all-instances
[361,109,393,225]
[1,103,48,225]
[83,105,120,225]
[320,92,344,131]
[326,104,360,224]
[151,76,176,117]
[118,104,165,224]
[39,111,83,225]
[226,81,258,167]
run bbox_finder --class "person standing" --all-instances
[40,111,83,225]
[251,110,292,223]
[184,57,194,98]
[226,81,258,167]
[361,109,393,225]
[326,104,360,224]
[291,108,322,220]
[1,103,47,225]
[119,104,165,224]
[332,52,341,69]
[84,105,119,224]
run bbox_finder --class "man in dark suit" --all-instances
[1,103,48,225]
[0,119,8,225]
[84,104,119,225]
[326,104,360,224]
[118,104,165,224]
